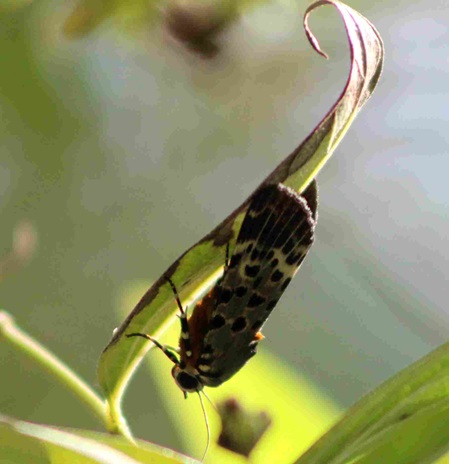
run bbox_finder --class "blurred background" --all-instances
[1,0,448,460]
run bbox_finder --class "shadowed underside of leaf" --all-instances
[98,0,384,434]
[295,341,449,464]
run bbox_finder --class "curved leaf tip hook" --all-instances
[304,1,337,60]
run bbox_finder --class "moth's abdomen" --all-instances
[179,287,217,367]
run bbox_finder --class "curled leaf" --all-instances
[98,0,384,435]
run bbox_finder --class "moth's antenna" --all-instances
[197,391,210,463]
[202,389,218,413]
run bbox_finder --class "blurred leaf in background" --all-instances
[0,0,32,13]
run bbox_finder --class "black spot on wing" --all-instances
[231,317,247,332]
[211,314,226,329]
[219,288,233,304]
[286,251,301,265]
[237,207,271,243]
[266,299,278,312]
[250,248,259,260]
[235,286,247,297]
[251,320,263,331]
[245,265,260,277]
[281,277,292,291]
[247,293,266,307]
[271,270,284,282]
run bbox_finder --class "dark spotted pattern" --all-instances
[196,181,317,389]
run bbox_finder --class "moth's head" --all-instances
[172,365,203,393]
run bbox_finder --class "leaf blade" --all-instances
[295,342,449,464]
[0,415,192,464]
[98,0,384,434]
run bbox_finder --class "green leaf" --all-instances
[295,342,449,464]
[98,0,384,435]
[0,415,193,464]
[63,0,268,39]
[63,0,152,38]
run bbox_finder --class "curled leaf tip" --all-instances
[304,2,331,59]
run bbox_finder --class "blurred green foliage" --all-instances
[2,0,448,462]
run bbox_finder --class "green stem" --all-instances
[0,310,131,439]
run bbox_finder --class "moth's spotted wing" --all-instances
[199,181,318,385]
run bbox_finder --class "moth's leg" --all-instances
[165,277,192,358]
[164,344,181,354]
[224,242,230,271]
[127,333,180,365]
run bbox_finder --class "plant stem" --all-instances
[0,310,107,429]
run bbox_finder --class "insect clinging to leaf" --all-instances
[128,181,318,395]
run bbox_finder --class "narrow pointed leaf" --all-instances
[295,342,449,464]
[0,415,193,464]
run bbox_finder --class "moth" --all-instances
[128,181,317,396]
